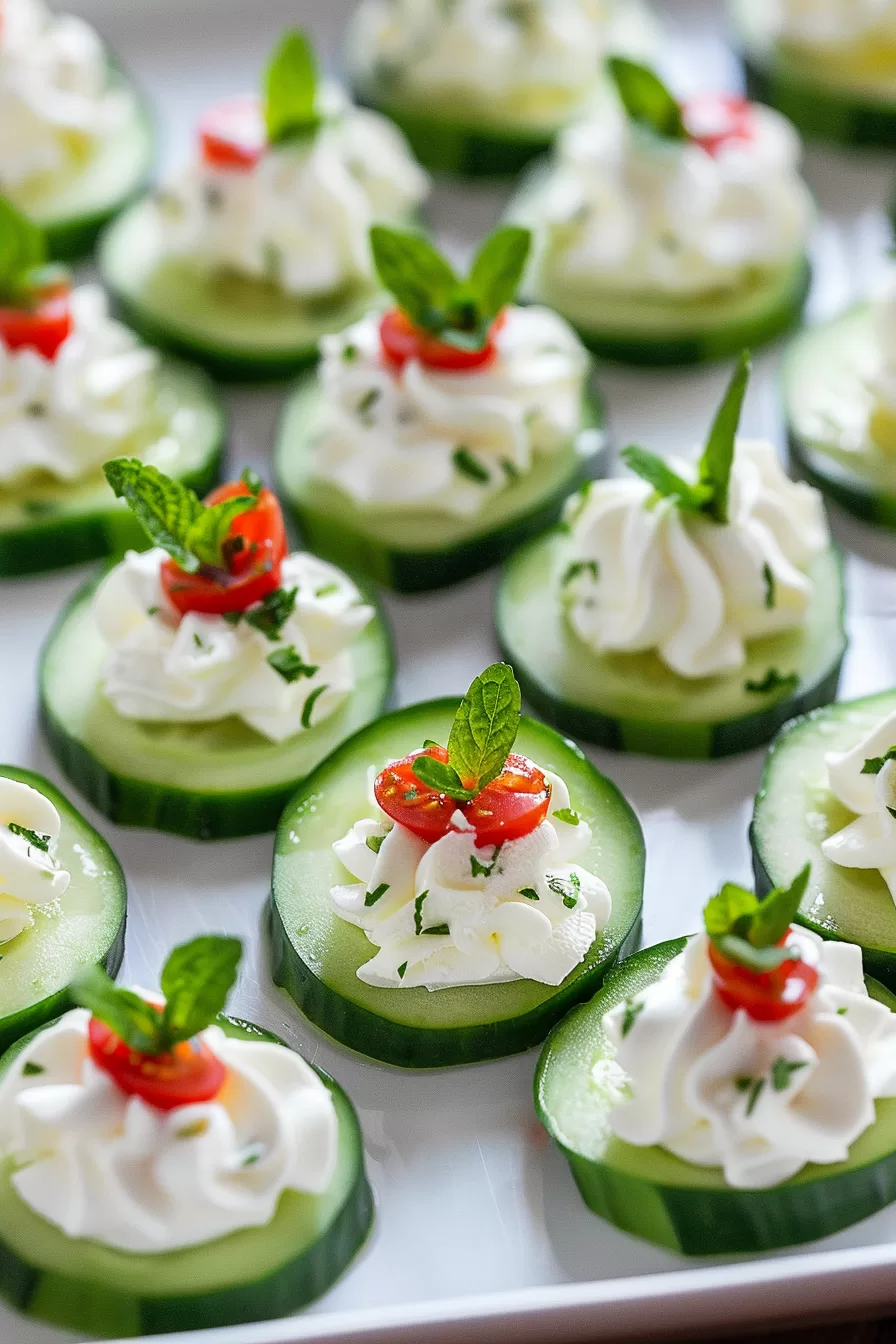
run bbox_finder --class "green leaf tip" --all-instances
[606,57,688,142]
[264,29,321,145]
[703,864,811,973]
[412,663,522,802]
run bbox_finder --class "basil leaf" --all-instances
[446,662,521,795]
[0,197,45,298]
[267,646,319,684]
[697,350,751,524]
[264,29,321,145]
[370,226,458,334]
[72,966,164,1055]
[412,754,476,802]
[749,864,811,948]
[104,458,204,572]
[466,225,531,321]
[621,445,710,512]
[703,882,757,939]
[159,935,242,1049]
[862,748,896,775]
[606,57,688,141]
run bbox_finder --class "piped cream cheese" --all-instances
[822,709,896,899]
[772,0,896,48]
[0,778,70,944]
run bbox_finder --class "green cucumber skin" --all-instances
[0,1018,373,1337]
[537,939,896,1254]
[789,432,896,531]
[742,52,896,150]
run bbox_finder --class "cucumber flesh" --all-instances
[496,530,847,760]
[0,767,125,1055]
[275,377,606,592]
[536,938,896,1254]
[99,200,380,382]
[271,702,644,1068]
[0,358,225,578]
[0,1017,372,1337]
[39,573,395,841]
[752,690,896,990]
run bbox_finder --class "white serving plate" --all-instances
[2,0,896,1340]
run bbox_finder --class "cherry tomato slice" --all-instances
[161,481,288,617]
[463,753,551,847]
[708,937,820,1022]
[88,1017,227,1112]
[199,96,266,172]
[0,294,72,360]
[380,307,502,373]
[682,94,756,158]
[374,746,459,842]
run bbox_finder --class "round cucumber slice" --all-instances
[0,766,125,1055]
[275,377,607,593]
[730,0,896,148]
[271,702,645,1068]
[0,1016,372,1337]
[0,358,225,579]
[99,199,381,382]
[496,529,847,760]
[536,937,896,1254]
[784,305,896,529]
[751,690,896,990]
[39,573,395,841]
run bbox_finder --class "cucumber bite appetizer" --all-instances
[271,664,645,1068]
[498,354,847,759]
[0,765,125,1054]
[347,0,657,177]
[0,0,152,258]
[0,935,372,1336]
[276,224,605,592]
[0,200,224,578]
[753,690,896,990]
[40,461,393,840]
[731,0,896,148]
[536,870,896,1254]
[99,30,429,381]
[509,59,814,365]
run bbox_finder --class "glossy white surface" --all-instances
[1,0,895,1341]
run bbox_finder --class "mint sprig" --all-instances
[862,748,896,775]
[0,197,46,304]
[264,30,321,145]
[606,57,688,142]
[703,865,811,974]
[412,663,521,802]
[370,224,531,353]
[73,935,242,1057]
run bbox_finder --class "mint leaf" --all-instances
[422,923,451,937]
[771,1057,809,1092]
[414,890,429,936]
[370,226,459,334]
[264,29,320,144]
[745,1077,764,1116]
[704,866,809,961]
[621,997,644,1038]
[606,57,688,141]
[21,1061,44,1076]
[240,468,262,497]
[750,864,811,948]
[246,587,297,640]
[72,968,165,1055]
[704,882,757,939]
[862,748,896,775]
[366,833,386,855]
[365,882,389,907]
[0,197,45,299]
[553,808,580,826]
[412,754,475,802]
[697,350,751,524]
[713,934,798,974]
[187,495,257,570]
[301,683,328,728]
[267,646,319,684]
[763,562,776,610]
[518,887,539,901]
[104,458,204,572]
[8,823,50,853]
[159,935,241,1050]
[466,225,531,321]
[453,447,490,484]
[621,445,710,512]
[397,961,408,979]
[562,560,598,586]
[745,668,799,696]
[446,662,521,794]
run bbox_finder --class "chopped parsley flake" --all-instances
[518,887,539,901]
[21,1061,44,1076]
[247,587,298,640]
[837,1006,848,1016]
[267,646,319,684]
[8,824,50,852]
[414,890,429,936]
[422,923,450,936]
[175,1118,210,1139]
[302,684,328,728]
[366,833,386,855]
[364,882,389,908]
[862,748,896,776]
[397,961,408,980]
[552,807,580,826]
[771,1057,808,1092]
[342,343,359,361]
[470,845,502,879]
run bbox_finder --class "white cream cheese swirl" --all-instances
[515,99,812,300]
[0,1009,338,1252]
[330,767,610,988]
[562,438,829,679]
[0,285,158,487]
[93,549,375,744]
[160,85,428,299]
[311,305,597,517]
[0,0,133,193]
[604,929,896,1189]
[772,0,896,48]
[0,779,70,944]
[822,709,896,899]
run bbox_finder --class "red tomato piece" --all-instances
[374,746,459,842]
[199,96,266,172]
[0,294,72,361]
[708,936,820,1023]
[462,753,551,847]
[88,1017,227,1112]
[379,306,502,373]
[682,94,756,158]
[161,481,288,617]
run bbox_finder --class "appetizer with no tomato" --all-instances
[276,224,605,592]
[40,461,393,840]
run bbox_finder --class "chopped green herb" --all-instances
[470,846,502,879]
[552,807,580,826]
[453,447,490,484]
[414,890,429,936]
[703,866,810,974]
[176,1118,210,1140]
[422,924,451,936]
[621,997,644,1038]
[745,1078,764,1116]
[8,823,50,852]
[301,683,328,729]
[862,748,896,775]
[342,343,359,361]
[25,401,45,417]
[147,605,160,617]
[771,1057,809,1092]
[21,1061,44,1076]
[366,833,386,855]
[548,871,581,908]
[734,1076,753,1092]
[745,668,799,696]
[364,882,389,908]
[356,388,381,423]
[222,610,243,627]
[562,560,599,587]
[837,1006,848,1016]
[246,587,298,640]
[518,887,540,901]
[763,562,776,610]
[267,646,319,684]
[315,583,339,598]
[240,1144,264,1166]
[397,961,408,980]
[193,632,203,649]
[501,458,521,482]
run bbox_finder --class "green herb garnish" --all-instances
[548,871,581,908]
[21,1061,44,1076]
[397,961,408,980]
[8,823,50,852]
[862,748,896,775]
[453,447,490,484]
[412,663,521,803]
[470,846,502,879]
[422,924,450,937]
[366,833,386,855]
[246,587,298,640]
[771,1057,809,1092]
[267,645,319,684]
[301,684,328,728]
[763,562,776,610]
[562,560,598,587]
[356,387,380,423]
[553,808,580,826]
[606,57,688,142]
[414,890,429,935]
[621,997,644,1038]
[315,583,339,598]
[364,882,389,908]
[745,668,800,696]
[264,29,321,144]
[703,865,811,974]
[518,887,539,901]
[745,1078,764,1116]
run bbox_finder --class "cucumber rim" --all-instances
[536,936,896,1254]
[0,1016,373,1337]
[270,700,645,1069]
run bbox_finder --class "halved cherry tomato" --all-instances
[88,1017,227,1112]
[0,293,72,360]
[682,94,756,158]
[380,306,503,373]
[374,745,459,842]
[708,936,819,1022]
[160,481,288,616]
[199,95,266,171]
[463,753,551,847]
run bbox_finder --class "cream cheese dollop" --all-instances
[160,86,428,299]
[562,438,829,679]
[0,285,159,487]
[311,305,597,517]
[93,549,375,744]
[330,766,610,988]
[0,1009,338,1252]
[0,778,70,944]
[604,929,896,1190]
[822,709,896,898]
[772,0,896,47]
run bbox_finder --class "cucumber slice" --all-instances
[39,573,395,841]
[99,200,381,382]
[0,1016,372,1337]
[496,531,847,760]
[536,937,896,1254]
[0,359,225,578]
[275,377,606,592]
[0,766,125,1055]
[271,702,644,1068]
[784,305,896,529]
[751,690,896,990]
[730,0,896,149]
